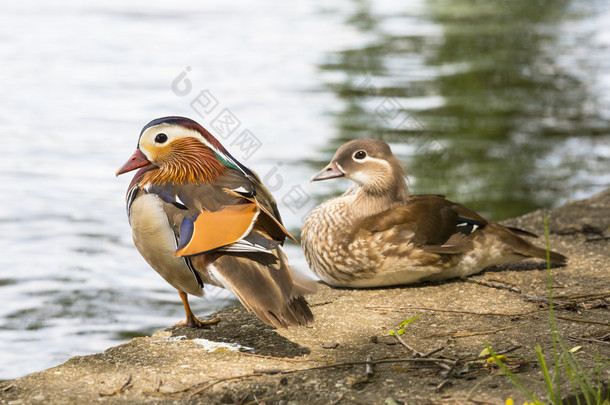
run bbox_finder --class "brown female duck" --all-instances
[302,139,567,288]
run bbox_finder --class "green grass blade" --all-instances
[536,344,557,404]
[562,351,584,405]
[544,215,562,402]
[483,341,536,400]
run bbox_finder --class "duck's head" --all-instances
[116,116,251,184]
[311,138,408,200]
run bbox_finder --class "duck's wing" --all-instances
[140,170,286,257]
[368,194,567,263]
[433,196,566,262]
[354,194,488,255]
[223,184,297,244]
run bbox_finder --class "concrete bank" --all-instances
[1,190,609,404]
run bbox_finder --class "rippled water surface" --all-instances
[1,0,609,379]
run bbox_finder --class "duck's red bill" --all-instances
[116,149,152,176]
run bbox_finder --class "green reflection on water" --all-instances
[315,0,609,220]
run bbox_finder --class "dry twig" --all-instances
[450,322,531,338]
[368,291,603,319]
[0,384,13,392]
[523,294,571,306]
[391,329,425,357]
[557,316,610,326]
[586,236,610,242]
[437,397,496,404]
[496,346,522,356]
[435,379,452,392]
[99,375,132,397]
[567,336,610,345]
[555,291,610,300]
[237,351,316,362]
[365,304,536,317]
[241,394,286,405]
[465,278,522,294]
[422,346,445,358]
[253,368,283,375]
[364,355,374,378]
[186,373,262,397]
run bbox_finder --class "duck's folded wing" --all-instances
[145,167,298,257]
[173,203,259,257]
[356,194,488,255]
[223,187,298,244]
[143,174,272,257]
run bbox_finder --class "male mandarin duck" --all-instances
[302,139,567,288]
[116,116,315,328]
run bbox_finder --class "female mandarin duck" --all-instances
[116,117,315,328]
[302,139,567,288]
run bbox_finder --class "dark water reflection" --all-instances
[317,0,610,219]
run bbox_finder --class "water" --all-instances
[1,0,608,380]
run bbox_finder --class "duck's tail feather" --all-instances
[491,223,568,265]
[516,242,568,264]
[505,226,539,238]
[193,250,314,328]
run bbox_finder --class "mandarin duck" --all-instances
[302,139,567,288]
[116,117,315,328]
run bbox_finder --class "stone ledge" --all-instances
[1,190,608,404]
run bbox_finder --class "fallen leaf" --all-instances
[487,355,508,363]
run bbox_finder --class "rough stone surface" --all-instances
[1,190,609,405]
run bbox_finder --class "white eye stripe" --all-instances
[351,154,391,168]
[141,123,222,154]
[139,123,256,179]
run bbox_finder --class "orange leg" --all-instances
[176,290,221,328]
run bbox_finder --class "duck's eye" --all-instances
[155,133,168,144]
[354,150,367,160]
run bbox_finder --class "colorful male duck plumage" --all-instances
[302,139,567,288]
[117,117,315,328]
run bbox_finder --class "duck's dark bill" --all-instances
[311,162,344,182]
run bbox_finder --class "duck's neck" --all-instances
[346,176,409,218]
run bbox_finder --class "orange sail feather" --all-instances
[174,203,259,257]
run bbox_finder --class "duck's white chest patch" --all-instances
[129,193,202,296]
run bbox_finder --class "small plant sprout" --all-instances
[387,312,424,336]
